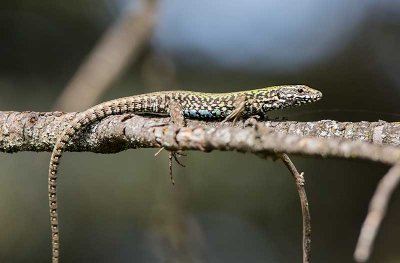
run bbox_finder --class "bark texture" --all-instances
[1,111,400,153]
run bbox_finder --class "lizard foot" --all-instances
[169,151,186,185]
[155,148,186,185]
[243,115,261,128]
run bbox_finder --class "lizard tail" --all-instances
[48,98,129,263]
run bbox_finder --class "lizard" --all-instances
[48,85,322,262]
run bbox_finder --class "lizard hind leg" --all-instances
[154,100,187,185]
[169,100,186,184]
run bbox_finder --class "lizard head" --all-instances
[250,85,322,115]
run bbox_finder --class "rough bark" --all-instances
[1,111,400,154]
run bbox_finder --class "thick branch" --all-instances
[1,111,400,154]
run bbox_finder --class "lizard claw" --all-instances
[156,148,186,185]
[175,151,187,157]
[172,151,186,167]
[169,151,186,185]
[168,151,186,185]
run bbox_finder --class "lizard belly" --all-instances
[182,106,234,119]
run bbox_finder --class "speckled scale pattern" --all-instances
[106,91,239,119]
[175,92,240,119]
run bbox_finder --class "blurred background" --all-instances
[1,0,400,262]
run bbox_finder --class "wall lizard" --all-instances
[48,85,322,262]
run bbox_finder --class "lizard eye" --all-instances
[297,88,304,93]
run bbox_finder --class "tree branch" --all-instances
[1,111,400,153]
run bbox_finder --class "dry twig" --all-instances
[54,0,158,111]
[354,164,400,262]
[279,153,311,263]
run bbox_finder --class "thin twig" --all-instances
[54,0,158,111]
[354,164,400,262]
[168,152,175,185]
[279,153,312,263]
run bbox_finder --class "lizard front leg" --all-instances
[222,95,246,124]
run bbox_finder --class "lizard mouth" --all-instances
[304,90,323,103]
[291,91,322,107]
[313,90,323,101]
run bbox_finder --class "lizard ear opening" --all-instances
[262,104,270,112]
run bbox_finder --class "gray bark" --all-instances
[1,111,399,154]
